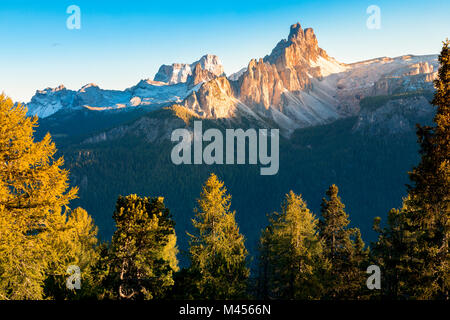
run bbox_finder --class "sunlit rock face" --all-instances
[181,22,349,132]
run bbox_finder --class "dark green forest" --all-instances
[59,112,422,266]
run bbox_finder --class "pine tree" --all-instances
[258,191,327,299]
[188,173,249,299]
[109,194,178,300]
[319,185,369,299]
[0,95,78,299]
[404,39,450,299]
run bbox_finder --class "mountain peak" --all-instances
[287,23,317,42]
[264,21,323,67]
[197,54,224,75]
[154,54,224,85]
[288,22,304,40]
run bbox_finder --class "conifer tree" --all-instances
[257,224,272,299]
[109,194,178,300]
[319,185,369,299]
[43,207,101,299]
[90,242,115,299]
[404,39,449,299]
[0,95,78,299]
[188,173,249,299]
[372,200,418,299]
[258,191,327,299]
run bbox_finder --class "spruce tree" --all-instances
[319,184,369,299]
[372,200,418,299]
[404,39,450,299]
[258,191,327,299]
[188,173,249,299]
[109,194,178,299]
[0,95,78,299]
[257,224,272,299]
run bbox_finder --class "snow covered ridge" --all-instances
[27,85,76,118]
[25,54,224,119]
[26,80,192,118]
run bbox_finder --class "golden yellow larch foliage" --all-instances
[0,94,78,299]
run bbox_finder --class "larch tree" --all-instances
[43,207,100,299]
[258,191,327,299]
[0,95,78,299]
[188,173,249,299]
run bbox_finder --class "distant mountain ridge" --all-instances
[26,22,438,137]
[26,54,225,119]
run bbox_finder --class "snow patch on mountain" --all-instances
[309,56,348,77]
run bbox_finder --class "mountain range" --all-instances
[27,22,437,134]
[23,22,438,265]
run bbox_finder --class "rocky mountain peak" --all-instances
[265,22,324,67]
[153,54,224,85]
[288,22,304,41]
[177,22,349,131]
[197,54,225,76]
[231,22,342,115]
[288,23,318,46]
[186,63,218,88]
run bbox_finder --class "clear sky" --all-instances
[0,0,449,102]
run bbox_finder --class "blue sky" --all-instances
[0,0,449,102]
